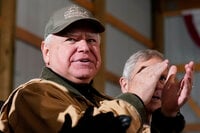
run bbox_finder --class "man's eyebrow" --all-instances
[136,66,147,74]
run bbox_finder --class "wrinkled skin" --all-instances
[41,27,101,84]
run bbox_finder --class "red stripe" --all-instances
[183,14,200,47]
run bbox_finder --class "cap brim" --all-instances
[51,18,105,34]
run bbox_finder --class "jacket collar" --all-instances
[40,67,84,95]
[39,67,104,99]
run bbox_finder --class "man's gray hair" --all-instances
[122,49,164,79]
[44,34,53,44]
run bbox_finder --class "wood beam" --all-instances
[157,0,200,17]
[0,17,2,25]
[15,27,41,48]
[0,0,16,100]
[163,0,200,12]
[105,71,120,86]
[176,63,200,73]
[184,123,200,132]
[152,0,165,52]
[188,98,200,118]
[92,0,106,92]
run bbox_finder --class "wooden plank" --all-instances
[151,0,165,52]
[163,10,181,17]
[176,63,200,73]
[188,98,200,118]
[0,17,2,25]
[105,70,120,86]
[184,123,200,132]
[15,27,41,48]
[92,0,106,92]
[159,0,200,17]
[0,0,16,100]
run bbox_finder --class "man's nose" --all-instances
[77,40,90,52]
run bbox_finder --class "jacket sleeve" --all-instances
[94,93,147,133]
[151,108,185,133]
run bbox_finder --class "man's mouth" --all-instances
[152,96,160,100]
[73,59,95,66]
[74,58,91,63]
[79,59,90,62]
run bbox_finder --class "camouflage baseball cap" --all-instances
[44,4,105,38]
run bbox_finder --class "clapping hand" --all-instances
[161,61,194,116]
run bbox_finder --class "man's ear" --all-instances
[41,41,50,65]
[119,77,128,93]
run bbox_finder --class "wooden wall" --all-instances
[0,0,16,100]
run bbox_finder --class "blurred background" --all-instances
[0,0,200,132]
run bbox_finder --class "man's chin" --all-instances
[73,73,94,82]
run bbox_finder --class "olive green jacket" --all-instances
[0,67,148,133]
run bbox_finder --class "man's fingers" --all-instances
[163,74,178,94]
[156,60,169,76]
[179,61,194,99]
[166,65,177,82]
[141,59,169,82]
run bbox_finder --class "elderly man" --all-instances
[120,49,194,132]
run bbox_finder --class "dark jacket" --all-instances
[151,108,185,133]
